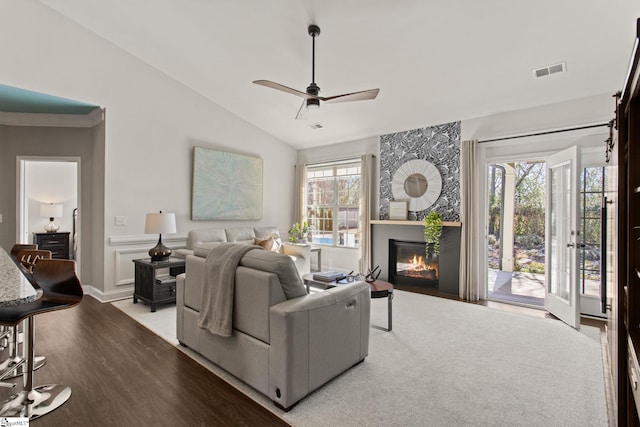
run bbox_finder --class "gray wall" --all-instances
[371,223,460,295]
[0,124,103,287]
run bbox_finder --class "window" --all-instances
[305,160,361,248]
[579,166,606,297]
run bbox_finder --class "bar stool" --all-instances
[16,250,52,278]
[0,259,83,419]
[9,245,37,261]
[0,250,52,380]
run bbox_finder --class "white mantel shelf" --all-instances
[370,220,462,227]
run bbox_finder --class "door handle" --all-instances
[566,243,575,248]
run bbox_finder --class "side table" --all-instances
[132,258,185,312]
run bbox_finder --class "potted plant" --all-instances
[424,210,443,257]
[288,221,310,243]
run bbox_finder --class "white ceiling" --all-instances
[40,0,640,149]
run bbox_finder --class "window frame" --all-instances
[305,159,361,249]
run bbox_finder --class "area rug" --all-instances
[112,290,608,426]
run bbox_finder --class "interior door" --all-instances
[545,145,581,329]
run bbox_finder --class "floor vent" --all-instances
[533,61,566,78]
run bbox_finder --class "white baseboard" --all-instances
[83,285,134,303]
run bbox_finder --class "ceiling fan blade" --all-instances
[253,80,320,100]
[322,88,380,104]
[295,100,308,120]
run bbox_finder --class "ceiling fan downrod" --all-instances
[307,24,321,109]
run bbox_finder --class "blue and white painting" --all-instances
[192,147,263,220]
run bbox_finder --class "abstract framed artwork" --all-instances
[191,146,263,220]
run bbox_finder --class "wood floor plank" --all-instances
[0,296,289,426]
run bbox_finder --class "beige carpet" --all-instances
[112,290,608,426]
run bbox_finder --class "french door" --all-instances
[545,146,581,329]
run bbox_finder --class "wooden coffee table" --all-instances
[302,274,393,331]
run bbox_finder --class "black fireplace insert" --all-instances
[388,239,439,288]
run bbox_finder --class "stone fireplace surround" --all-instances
[371,221,461,295]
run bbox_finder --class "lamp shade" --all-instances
[40,203,63,218]
[145,212,176,234]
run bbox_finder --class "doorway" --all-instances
[486,153,607,320]
[487,160,546,307]
[17,157,81,272]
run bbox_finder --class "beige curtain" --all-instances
[359,154,375,274]
[293,163,307,225]
[459,139,481,301]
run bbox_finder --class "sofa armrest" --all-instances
[268,282,370,409]
[281,243,311,275]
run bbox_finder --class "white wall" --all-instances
[463,94,613,299]
[0,2,297,300]
[297,136,379,273]
[298,93,614,274]
[25,161,77,239]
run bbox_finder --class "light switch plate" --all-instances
[115,216,126,226]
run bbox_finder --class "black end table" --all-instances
[132,258,185,312]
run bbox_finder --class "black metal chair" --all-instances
[0,259,83,419]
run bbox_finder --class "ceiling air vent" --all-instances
[533,61,566,79]
[309,122,323,130]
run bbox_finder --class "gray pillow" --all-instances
[240,249,307,299]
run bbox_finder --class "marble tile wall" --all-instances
[379,121,461,222]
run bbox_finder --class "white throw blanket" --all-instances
[198,243,259,337]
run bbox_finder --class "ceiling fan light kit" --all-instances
[253,24,379,119]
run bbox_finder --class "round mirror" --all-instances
[404,174,428,198]
[391,159,442,211]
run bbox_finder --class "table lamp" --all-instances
[145,211,176,262]
[40,203,63,233]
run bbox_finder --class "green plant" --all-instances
[288,221,309,242]
[423,211,443,256]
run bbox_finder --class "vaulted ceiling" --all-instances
[35,0,640,148]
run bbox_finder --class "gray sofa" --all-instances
[176,247,371,410]
[174,226,311,276]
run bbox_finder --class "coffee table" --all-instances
[302,273,393,331]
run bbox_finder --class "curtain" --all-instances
[293,163,307,226]
[459,140,481,301]
[359,154,375,274]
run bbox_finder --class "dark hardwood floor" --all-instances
[0,296,289,427]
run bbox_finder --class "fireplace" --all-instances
[389,239,439,288]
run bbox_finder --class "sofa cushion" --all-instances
[254,227,284,252]
[187,228,227,249]
[255,237,279,253]
[240,249,307,299]
[226,227,256,245]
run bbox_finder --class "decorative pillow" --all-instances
[255,237,279,253]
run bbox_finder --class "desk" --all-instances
[0,247,38,306]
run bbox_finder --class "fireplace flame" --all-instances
[400,254,438,280]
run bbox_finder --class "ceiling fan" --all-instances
[253,25,379,120]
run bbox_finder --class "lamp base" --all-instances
[44,218,59,233]
[149,235,171,262]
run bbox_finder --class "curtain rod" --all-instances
[304,154,375,168]
[478,122,611,143]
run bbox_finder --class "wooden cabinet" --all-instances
[132,258,185,312]
[615,17,640,426]
[33,232,70,259]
